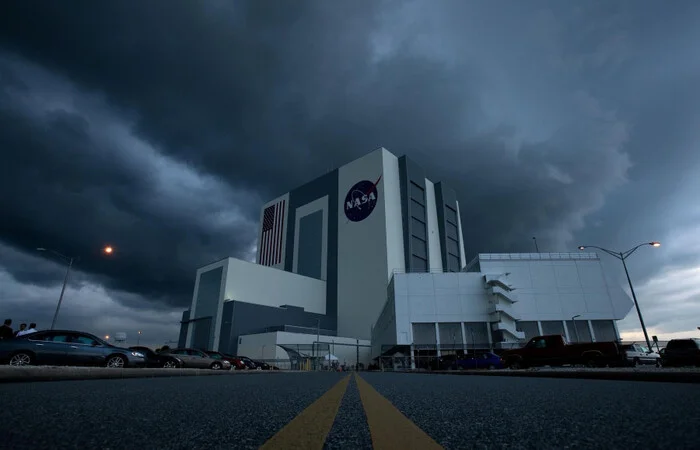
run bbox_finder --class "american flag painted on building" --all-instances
[259,199,286,266]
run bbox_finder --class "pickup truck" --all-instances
[500,335,625,369]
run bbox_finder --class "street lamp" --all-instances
[577,241,660,351]
[571,315,581,343]
[37,245,115,330]
[37,248,79,330]
[137,330,142,345]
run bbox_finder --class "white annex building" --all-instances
[371,252,633,360]
[178,147,635,366]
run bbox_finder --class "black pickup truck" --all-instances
[500,335,626,369]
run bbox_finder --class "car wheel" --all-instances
[586,357,599,368]
[509,360,522,370]
[9,352,33,366]
[632,358,640,367]
[210,362,222,370]
[106,355,126,368]
[163,359,179,368]
[488,364,496,370]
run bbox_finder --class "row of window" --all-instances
[409,181,429,272]
[444,205,460,272]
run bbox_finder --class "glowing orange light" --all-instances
[104,246,113,254]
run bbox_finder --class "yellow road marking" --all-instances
[355,373,443,450]
[260,374,351,450]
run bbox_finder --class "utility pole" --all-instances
[532,237,540,253]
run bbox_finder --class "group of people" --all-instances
[0,319,37,340]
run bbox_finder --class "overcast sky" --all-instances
[1,1,699,348]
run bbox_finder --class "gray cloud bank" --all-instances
[1,1,699,340]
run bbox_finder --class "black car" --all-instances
[129,346,182,368]
[0,330,147,368]
[660,338,700,367]
[237,356,262,370]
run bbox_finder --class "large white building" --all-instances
[371,252,633,361]
[178,147,634,366]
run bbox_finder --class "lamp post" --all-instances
[137,331,142,345]
[571,315,581,343]
[577,242,660,352]
[37,248,79,330]
[38,245,113,330]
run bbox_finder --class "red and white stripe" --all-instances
[259,199,286,266]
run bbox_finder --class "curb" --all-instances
[0,366,282,383]
[394,369,700,384]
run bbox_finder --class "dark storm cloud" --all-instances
[1,0,700,338]
[0,54,260,306]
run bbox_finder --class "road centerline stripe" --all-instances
[355,373,443,450]
[259,374,351,450]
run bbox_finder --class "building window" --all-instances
[412,236,427,259]
[447,254,460,272]
[446,222,458,240]
[411,255,428,272]
[411,199,426,220]
[447,237,459,256]
[410,182,425,204]
[445,205,457,225]
[411,217,426,238]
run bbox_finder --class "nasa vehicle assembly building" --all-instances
[178,148,634,367]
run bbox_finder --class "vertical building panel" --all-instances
[297,210,324,279]
[435,182,462,272]
[398,156,429,273]
[336,148,389,339]
[284,171,339,330]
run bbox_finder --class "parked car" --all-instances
[202,351,242,370]
[129,346,183,368]
[237,356,262,370]
[0,330,146,368]
[660,339,700,367]
[160,348,230,370]
[620,343,660,367]
[452,352,504,370]
[500,335,625,369]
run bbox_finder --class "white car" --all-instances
[621,343,660,367]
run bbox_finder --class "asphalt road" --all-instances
[0,372,698,449]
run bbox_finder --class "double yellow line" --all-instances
[260,373,443,450]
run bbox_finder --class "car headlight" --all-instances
[131,351,144,358]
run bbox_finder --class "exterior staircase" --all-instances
[484,274,525,346]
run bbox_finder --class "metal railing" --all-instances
[391,268,466,275]
[478,252,599,261]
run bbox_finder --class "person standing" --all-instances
[13,323,27,337]
[17,323,37,337]
[0,319,13,340]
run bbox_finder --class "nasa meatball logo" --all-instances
[344,176,382,222]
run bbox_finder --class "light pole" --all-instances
[37,248,79,330]
[571,315,581,343]
[137,331,142,345]
[578,242,660,352]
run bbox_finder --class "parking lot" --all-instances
[1,371,699,449]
